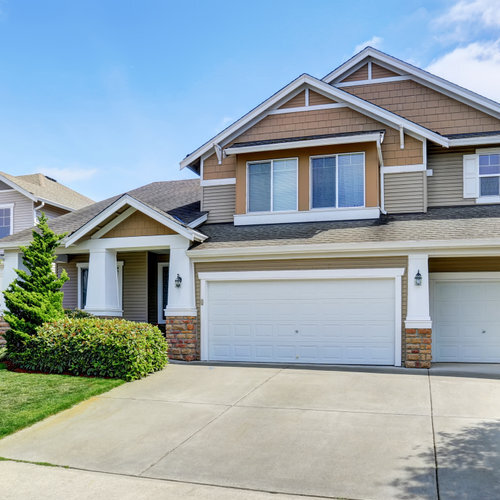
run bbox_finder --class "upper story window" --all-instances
[311,153,365,209]
[479,153,500,197]
[0,204,13,238]
[247,158,298,212]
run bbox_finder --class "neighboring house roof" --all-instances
[0,179,205,248]
[0,172,94,211]
[189,205,500,252]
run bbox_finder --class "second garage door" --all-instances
[204,277,397,365]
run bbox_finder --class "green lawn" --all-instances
[0,363,124,439]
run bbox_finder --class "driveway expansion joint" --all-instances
[427,369,440,500]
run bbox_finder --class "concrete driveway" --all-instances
[1,363,500,500]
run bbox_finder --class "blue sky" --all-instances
[0,0,498,201]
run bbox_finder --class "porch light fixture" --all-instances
[175,274,182,288]
[414,270,422,286]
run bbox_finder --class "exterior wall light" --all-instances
[414,270,422,286]
[175,274,182,288]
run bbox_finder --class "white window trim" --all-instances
[0,203,14,237]
[246,157,299,214]
[77,261,124,310]
[199,268,404,367]
[157,262,169,324]
[476,147,500,202]
[309,152,366,210]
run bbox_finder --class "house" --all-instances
[0,171,94,238]
[2,47,500,368]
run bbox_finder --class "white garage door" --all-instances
[204,278,397,365]
[432,278,500,362]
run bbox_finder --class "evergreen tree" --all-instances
[3,213,68,352]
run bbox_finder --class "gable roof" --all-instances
[0,172,94,211]
[180,73,448,172]
[0,179,206,249]
[323,46,500,120]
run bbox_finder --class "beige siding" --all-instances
[427,146,476,207]
[0,190,34,234]
[104,212,175,238]
[308,90,336,106]
[384,171,426,213]
[278,91,305,109]
[202,184,236,223]
[341,64,369,82]
[38,204,69,219]
[195,256,408,361]
[344,79,500,135]
[59,252,147,322]
[118,251,148,322]
[371,63,399,79]
[430,257,500,273]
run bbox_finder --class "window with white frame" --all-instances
[247,158,298,212]
[310,153,365,209]
[479,153,500,197]
[77,262,123,310]
[0,204,13,238]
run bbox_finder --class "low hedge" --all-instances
[8,317,168,381]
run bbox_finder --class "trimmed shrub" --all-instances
[64,309,94,319]
[9,317,168,381]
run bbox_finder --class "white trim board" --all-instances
[157,262,169,324]
[381,164,426,174]
[450,136,500,147]
[268,103,346,115]
[336,75,411,88]
[200,178,236,187]
[199,268,404,366]
[225,132,384,155]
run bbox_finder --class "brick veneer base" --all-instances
[165,316,198,361]
[405,328,432,368]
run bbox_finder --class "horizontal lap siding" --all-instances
[195,256,408,361]
[118,252,147,322]
[202,185,236,223]
[39,204,69,219]
[427,147,475,207]
[0,191,33,233]
[58,255,89,310]
[384,171,426,213]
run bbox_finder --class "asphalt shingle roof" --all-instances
[1,179,202,246]
[1,172,94,210]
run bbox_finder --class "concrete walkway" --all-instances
[1,363,500,499]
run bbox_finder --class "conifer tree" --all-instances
[3,213,68,352]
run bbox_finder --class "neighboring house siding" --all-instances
[427,146,475,207]
[0,182,12,190]
[38,204,69,219]
[202,107,423,181]
[195,256,408,360]
[0,191,34,234]
[202,185,236,223]
[384,171,426,213]
[343,79,500,135]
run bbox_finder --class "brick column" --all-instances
[165,316,198,361]
[405,328,431,368]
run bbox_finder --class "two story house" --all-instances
[2,47,500,368]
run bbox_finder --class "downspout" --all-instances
[33,201,45,224]
[376,133,387,215]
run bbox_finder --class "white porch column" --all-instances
[405,253,432,328]
[165,240,196,317]
[84,249,122,317]
[0,250,21,313]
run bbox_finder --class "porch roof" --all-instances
[0,179,206,249]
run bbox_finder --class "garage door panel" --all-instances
[433,279,500,362]
[206,278,396,365]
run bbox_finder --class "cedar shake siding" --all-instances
[384,171,426,214]
[427,146,477,207]
[202,184,236,223]
[308,91,336,106]
[341,64,369,82]
[278,90,306,109]
[343,79,500,135]
[371,63,399,79]
[202,107,423,182]
[103,211,176,238]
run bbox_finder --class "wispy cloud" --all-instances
[434,0,500,41]
[426,40,500,102]
[354,36,382,54]
[36,166,98,184]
